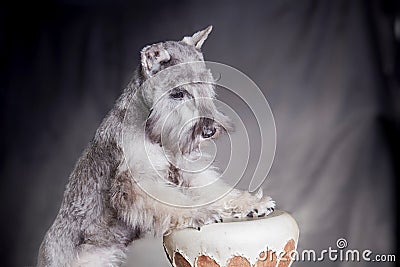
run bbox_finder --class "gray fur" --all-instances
[37,26,275,267]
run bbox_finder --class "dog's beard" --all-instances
[145,114,200,155]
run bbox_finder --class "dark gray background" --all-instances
[1,0,399,266]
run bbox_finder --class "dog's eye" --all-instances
[170,90,185,99]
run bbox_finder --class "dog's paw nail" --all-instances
[232,212,241,218]
[253,208,258,213]
[197,227,201,231]
[246,211,254,218]
[214,217,223,223]
[258,213,266,217]
[267,207,275,212]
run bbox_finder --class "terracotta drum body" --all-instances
[163,210,299,267]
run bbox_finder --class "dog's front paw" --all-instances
[228,189,276,219]
[232,197,275,218]
[248,195,275,218]
[192,209,224,230]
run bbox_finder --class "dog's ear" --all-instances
[181,25,213,49]
[141,43,171,78]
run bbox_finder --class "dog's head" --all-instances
[139,26,232,155]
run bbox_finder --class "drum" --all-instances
[163,210,299,267]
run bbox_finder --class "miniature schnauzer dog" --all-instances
[37,26,275,267]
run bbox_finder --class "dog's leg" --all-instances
[37,219,82,267]
[185,169,276,219]
[110,170,224,234]
[71,244,127,267]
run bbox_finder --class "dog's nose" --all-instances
[202,126,216,139]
